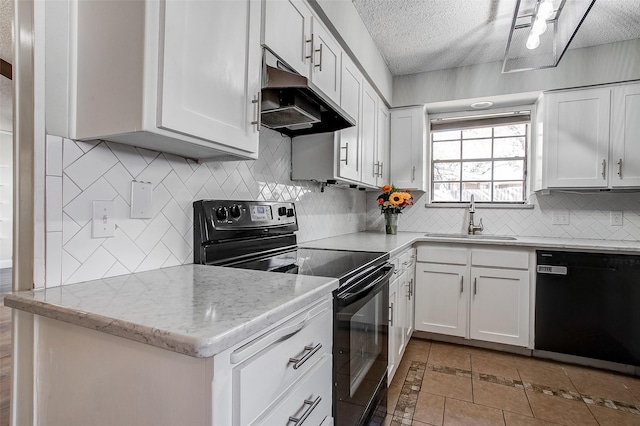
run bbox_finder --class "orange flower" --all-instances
[389,192,404,206]
[382,184,392,192]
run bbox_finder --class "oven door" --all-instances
[334,263,393,426]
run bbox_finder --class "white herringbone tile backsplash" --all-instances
[45,129,366,287]
[366,191,640,240]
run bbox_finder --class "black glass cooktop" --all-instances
[229,248,387,282]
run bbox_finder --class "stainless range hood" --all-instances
[261,61,355,137]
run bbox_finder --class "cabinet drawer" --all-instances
[232,299,332,426]
[471,249,529,270]
[417,245,468,265]
[257,354,333,426]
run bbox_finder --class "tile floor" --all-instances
[385,338,640,426]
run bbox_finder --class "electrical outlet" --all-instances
[551,210,570,225]
[610,211,623,226]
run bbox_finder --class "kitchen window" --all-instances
[430,111,530,204]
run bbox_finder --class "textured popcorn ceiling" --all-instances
[353,0,640,75]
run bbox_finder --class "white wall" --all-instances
[367,191,640,241]
[394,38,640,107]
[45,129,367,287]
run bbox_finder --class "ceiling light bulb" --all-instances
[531,17,547,36]
[537,1,554,21]
[526,33,540,50]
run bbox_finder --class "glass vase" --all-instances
[384,211,398,235]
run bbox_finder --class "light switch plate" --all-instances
[610,211,623,226]
[130,181,153,219]
[552,210,570,225]
[92,200,115,238]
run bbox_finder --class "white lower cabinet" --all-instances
[32,295,333,426]
[415,262,468,338]
[388,247,416,382]
[229,297,333,426]
[469,267,529,346]
[415,244,531,347]
[258,355,333,425]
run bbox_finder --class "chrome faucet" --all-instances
[468,194,484,235]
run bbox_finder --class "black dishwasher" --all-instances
[535,250,640,367]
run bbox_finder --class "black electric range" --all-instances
[193,200,390,426]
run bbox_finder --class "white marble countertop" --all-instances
[4,265,338,358]
[300,231,640,255]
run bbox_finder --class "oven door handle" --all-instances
[338,265,393,306]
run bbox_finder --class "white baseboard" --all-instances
[0,259,12,269]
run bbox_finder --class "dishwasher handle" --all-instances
[537,265,568,275]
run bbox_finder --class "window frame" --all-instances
[428,109,533,206]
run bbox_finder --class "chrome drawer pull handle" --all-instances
[289,343,322,370]
[602,159,606,179]
[314,43,323,71]
[340,143,349,164]
[618,158,622,178]
[289,396,321,425]
[473,277,477,295]
[251,91,261,131]
[305,34,314,62]
[460,276,463,294]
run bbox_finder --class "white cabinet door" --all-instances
[469,267,529,347]
[376,103,391,187]
[337,55,361,182]
[611,83,640,187]
[360,82,378,187]
[310,19,341,105]
[545,88,611,188]
[159,0,261,155]
[414,263,468,338]
[405,256,415,343]
[390,106,427,191]
[388,278,399,382]
[262,0,313,77]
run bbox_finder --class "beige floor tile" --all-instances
[563,365,638,404]
[472,354,522,381]
[473,380,533,417]
[503,411,561,426]
[526,390,598,426]
[587,404,640,426]
[443,397,505,426]
[413,421,437,426]
[428,344,472,371]
[517,362,577,392]
[404,345,430,363]
[388,381,402,413]
[619,375,640,402]
[422,371,473,402]
[413,392,445,426]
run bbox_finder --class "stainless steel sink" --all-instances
[424,233,517,241]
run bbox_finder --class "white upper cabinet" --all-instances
[390,106,427,191]
[360,81,378,187]
[544,87,611,188]
[46,0,261,160]
[337,55,362,182]
[376,103,391,187]
[159,0,262,156]
[539,82,640,190]
[611,83,640,187]
[262,0,313,77]
[309,19,342,105]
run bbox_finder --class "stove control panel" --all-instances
[196,200,297,230]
